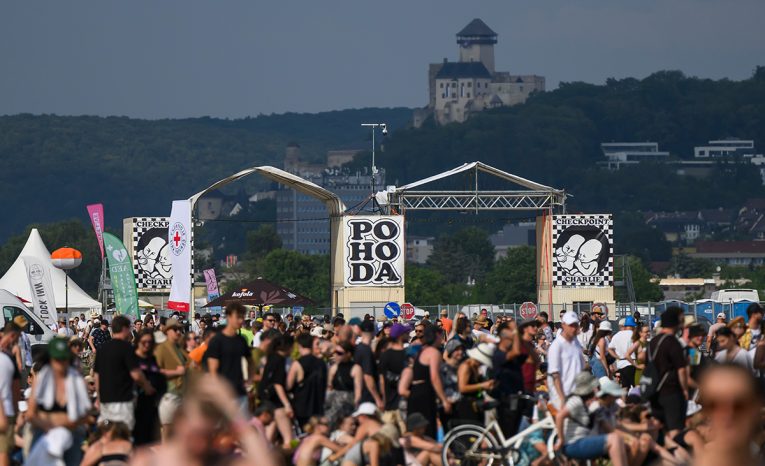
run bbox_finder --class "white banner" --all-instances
[22,256,58,328]
[167,200,192,312]
[343,215,405,287]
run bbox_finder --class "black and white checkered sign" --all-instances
[130,217,173,291]
[552,214,613,287]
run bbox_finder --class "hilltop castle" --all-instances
[413,19,545,127]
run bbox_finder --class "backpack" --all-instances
[640,334,670,401]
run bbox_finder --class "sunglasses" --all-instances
[702,397,753,415]
[265,319,276,323]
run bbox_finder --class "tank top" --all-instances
[332,361,354,391]
[412,357,430,384]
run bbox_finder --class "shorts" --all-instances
[158,392,183,425]
[99,400,136,431]
[382,410,406,436]
[651,392,687,432]
[0,415,15,453]
[563,435,608,459]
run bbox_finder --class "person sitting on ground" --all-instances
[80,421,132,466]
[400,412,442,466]
[293,416,344,466]
[554,372,629,466]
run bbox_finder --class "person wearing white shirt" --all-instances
[714,326,752,370]
[56,318,73,338]
[547,311,586,408]
[608,316,636,389]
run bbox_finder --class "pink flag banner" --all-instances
[86,203,106,258]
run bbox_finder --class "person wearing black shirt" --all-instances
[491,321,526,437]
[649,307,689,439]
[378,323,409,434]
[132,328,166,445]
[355,320,383,409]
[287,334,327,429]
[94,316,154,431]
[259,334,294,449]
[206,303,254,415]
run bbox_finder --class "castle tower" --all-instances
[456,18,497,74]
[284,142,301,173]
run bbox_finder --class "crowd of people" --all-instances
[1,302,765,465]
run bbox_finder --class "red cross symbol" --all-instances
[173,231,181,247]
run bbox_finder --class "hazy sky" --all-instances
[2,0,763,119]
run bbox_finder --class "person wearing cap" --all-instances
[472,315,498,344]
[554,372,629,466]
[547,311,585,408]
[93,315,155,431]
[608,315,637,389]
[378,323,409,434]
[455,343,496,426]
[648,306,688,439]
[706,312,727,352]
[439,309,453,334]
[337,402,383,465]
[401,412,442,465]
[88,318,111,354]
[154,317,188,439]
[26,336,92,465]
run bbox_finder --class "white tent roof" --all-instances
[0,229,102,313]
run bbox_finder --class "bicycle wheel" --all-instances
[442,425,503,466]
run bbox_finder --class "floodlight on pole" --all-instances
[361,123,387,203]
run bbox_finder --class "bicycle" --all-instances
[442,394,561,466]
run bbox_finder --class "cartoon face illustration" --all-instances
[574,239,603,276]
[137,236,166,274]
[555,235,585,270]
[577,239,603,263]
[154,243,172,279]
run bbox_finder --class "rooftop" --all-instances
[457,18,497,37]
[435,62,492,80]
[695,241,765,254]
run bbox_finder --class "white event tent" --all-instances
[0,228,102,314]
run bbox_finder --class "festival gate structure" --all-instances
[163,162,612,317]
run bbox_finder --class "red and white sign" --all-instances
[401,302,415,320]
[519,302,538,319]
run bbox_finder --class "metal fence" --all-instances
[298,300,762,324]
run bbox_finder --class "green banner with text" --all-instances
[103,232,140,319]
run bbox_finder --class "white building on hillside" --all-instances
[600,142,670,170]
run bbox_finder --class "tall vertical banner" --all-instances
[22,256,58,328]
[103,233,140,319]
[168,200,192,312]
[203,268,221,312]
[86,204,106,258]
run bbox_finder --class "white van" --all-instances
[710,289,761,302]
[0,289,57,349]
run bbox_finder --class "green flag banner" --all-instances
[103,232,140,319]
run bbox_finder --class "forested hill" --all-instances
[2,68,765,243]
[0,108,412,241]
[379,68,765,216]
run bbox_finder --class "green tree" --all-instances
[481,246,537,304]
[615,256,663,302]
[427,227,495,284]
[405,265,464,305]
[259,249,330,307]
[666,253,717,278]
[613,212,672,262]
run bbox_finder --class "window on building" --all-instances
[467,93,470,98]
[468,82,472,88]
[440,83,444,88]
[451,82,456,88]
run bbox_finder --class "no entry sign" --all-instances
[520,302,538,319]
[401,302,415,320]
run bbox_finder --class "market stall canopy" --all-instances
[0,229,102,313]
[203,278,315,308]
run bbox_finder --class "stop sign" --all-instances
[519,302,538,319]
[401,303,415,320]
